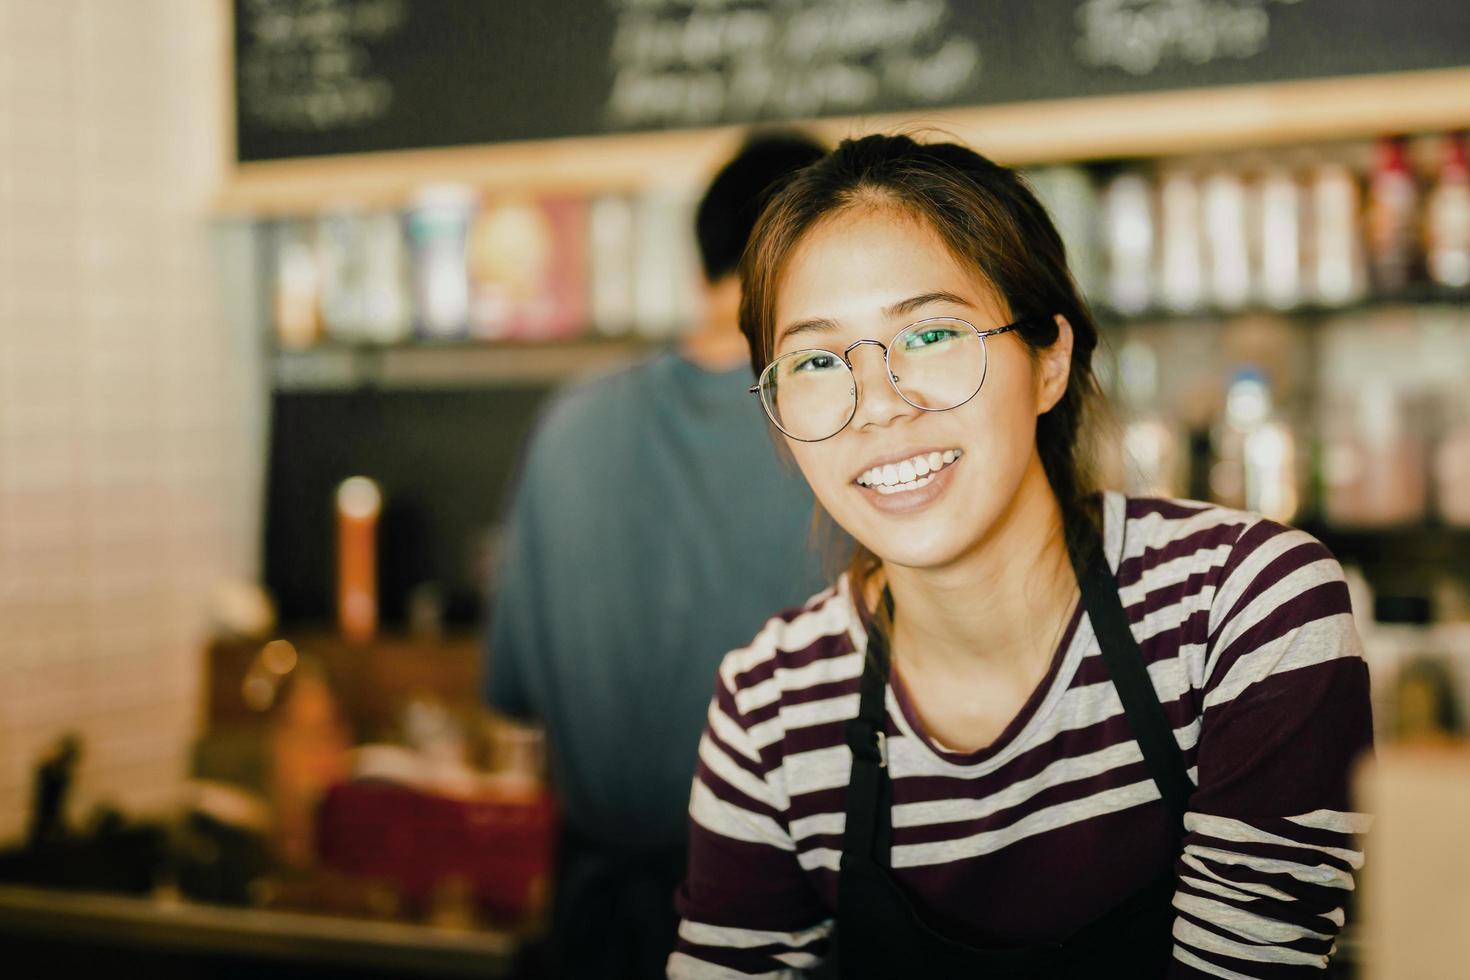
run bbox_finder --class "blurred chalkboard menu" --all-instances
[235,0,1469,163]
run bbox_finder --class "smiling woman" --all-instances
[669,135,1374,979]
[740,138,1105,583]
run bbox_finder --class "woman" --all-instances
[669,135,1373,979]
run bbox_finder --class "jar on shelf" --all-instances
[1319,380,1428,528]
[1434,388,1470,527]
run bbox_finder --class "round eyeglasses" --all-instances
[749,315,1047,442]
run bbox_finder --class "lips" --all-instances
[852,447,964,513]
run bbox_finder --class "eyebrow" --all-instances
[774,291,973,347]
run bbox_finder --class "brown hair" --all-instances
[739,133,1106,609]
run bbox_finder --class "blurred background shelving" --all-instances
[238,123,1470,637]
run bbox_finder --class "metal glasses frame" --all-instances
[749,315,1048,442]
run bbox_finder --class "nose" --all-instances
[846,342,915,431]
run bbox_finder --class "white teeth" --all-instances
[877,474,936,494]
[856,449,962,489]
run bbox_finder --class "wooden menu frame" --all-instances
[216,64,1470,215]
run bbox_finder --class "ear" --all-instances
[1035,314,1074,415]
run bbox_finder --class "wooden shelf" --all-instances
[1097,293,1470,329]
[266,295,1468,393]
[271,337,659,392]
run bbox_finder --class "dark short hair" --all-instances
[695,132,826,284]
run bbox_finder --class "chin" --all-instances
[844,509,982,571]
[864,536,970,571]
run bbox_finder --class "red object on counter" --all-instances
[315,780,558,917]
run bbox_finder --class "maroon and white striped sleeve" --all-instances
[1168,519,1375,978]
[669,614,836,978]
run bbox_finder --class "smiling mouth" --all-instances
[854,449,963,495]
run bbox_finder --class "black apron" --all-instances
[834,525,1194,979]
[549,829,685,979]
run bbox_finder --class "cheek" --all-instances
[961,361,1040,453]
[787,443,849,500]
[976,356,1044,444]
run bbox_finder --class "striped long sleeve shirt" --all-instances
[670,493,1374,978]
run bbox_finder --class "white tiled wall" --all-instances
[0,0,259,841]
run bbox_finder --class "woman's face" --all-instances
[771,206,1070,572]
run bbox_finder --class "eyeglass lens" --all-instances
[759,318,989,441]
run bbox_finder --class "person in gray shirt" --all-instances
[484,133,834,979]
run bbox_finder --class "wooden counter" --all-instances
[0,883,520,979]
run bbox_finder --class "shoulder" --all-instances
[1113,495,1254,579]
[1208,511,1350,644]
[1114,496,1359,698]
[533,352,668,442]
[1113,494,1343,617]
[1125,498,1357,690]
[714,578,864,721]
[1113,495,1329,591]
[514,352,673,479]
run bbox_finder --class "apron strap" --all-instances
[1069,525,1194,822]
[842,590,893,864]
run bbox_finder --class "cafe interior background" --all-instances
[1,0,1468,976]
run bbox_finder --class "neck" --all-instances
[678,275,749,372]
[677,315,749,372]
[879,454,1079,681]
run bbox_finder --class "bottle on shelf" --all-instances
[337,475,381,646]
[1213,368,1299,522]
[317,210,412,345]
[359,212,414,343]
[1251,165,1305,310]
[1157,170,1205,314]
[588,194,637,338]
[632,188,702,340]
[1101,171,1155,316]
[272,220,322,350]
[1115,340,1186,498]
[406,184,477,340]
[1364,135,1421,295]
[1201,169,1252,311]
[1026,166,1104,304]
[1424,131,1470,291]
[1306,162,1369,307]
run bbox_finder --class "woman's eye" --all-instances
[904,328,958,349]
[793,353,840,372]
